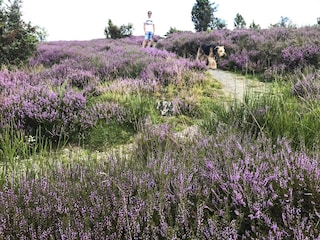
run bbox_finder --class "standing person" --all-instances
[142,11,155,48]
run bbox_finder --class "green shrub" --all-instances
[104,19,133,39]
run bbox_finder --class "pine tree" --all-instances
[234,13,246,29]
[0,0,40,66]
[191,0,218,32]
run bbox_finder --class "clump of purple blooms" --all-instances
[0,37,205,141]
[0,126,319,238]
[291,68,320,99]
[158,26,320,79]
[0,69,126,140]
[1,29,320,238]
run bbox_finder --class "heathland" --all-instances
[0,26,319,238]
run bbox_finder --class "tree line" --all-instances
[106,0,320,38]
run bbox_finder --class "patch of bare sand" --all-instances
[210,69,268,102]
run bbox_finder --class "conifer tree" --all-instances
[0,0,40,66]
[191,0,218,31]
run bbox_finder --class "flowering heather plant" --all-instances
[140,54,204,87]
[172,97,202,118]
[40,59,98,89]
[0,127,319,238]
[30,37,206,84]
[1,83,87,138]
[0,71,126,141]
[262,64,286,82]
[157,30,231,58]
[140,46,177,58]
[291,71,320,99]
[1,35,209,149]
[96,45,146,80]
[29,41,84,67]
[159,26,320,78]
[1,25,320,239]
[281,44,320,70]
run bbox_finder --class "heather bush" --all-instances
[0,69,127,143]
[159,27,320,79]
[30,38,204,83]
[29,41,83,67]
[172,97,202,118]
[1,36,207,150]
[291,67,320,99]
[0,79,125,142]
[1,31,320,239]
[158,30,231,59]
[0,124,319,239]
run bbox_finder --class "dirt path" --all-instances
[174,70,270,139]
[210,69,268,102]
[175,70,270,138]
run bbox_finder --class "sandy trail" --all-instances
[210,69,268,101]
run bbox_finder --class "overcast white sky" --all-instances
[21,0,319,41]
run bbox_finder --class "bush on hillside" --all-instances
[157,27,320,80]
[104,19,133,39]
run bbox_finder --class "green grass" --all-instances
[87,120,136,150]
[202,79,320,152]
[2,69,320,171]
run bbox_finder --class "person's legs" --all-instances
[142,39,147,48]
[147,32,153,47]
[142,32,154,48]
[142,32,149,48]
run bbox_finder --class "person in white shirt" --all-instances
[142,11,155,48]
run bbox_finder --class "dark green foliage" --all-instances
[191,0,218,31]
[234,13,246,29]
[0,0,40,66]
[104,19,133,39]
[165,27,182,36]
[271,16,296,28]
[249,20,261,29]
[214,17,227,29]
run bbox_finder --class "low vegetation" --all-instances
[0,26,319,238]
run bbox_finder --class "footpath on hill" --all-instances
[209,69,268,102]
[175,70,269,139]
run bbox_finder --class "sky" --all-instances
[20,0,320,41]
